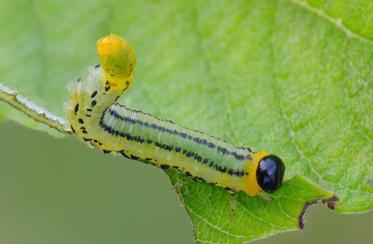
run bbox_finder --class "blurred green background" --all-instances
[0,122,371,243]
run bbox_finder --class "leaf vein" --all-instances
[287,0,373,45]
[236,200,281,229]
[185,205,249,240]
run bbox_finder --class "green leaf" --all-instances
[168,172,335,243]
[0,0,371,243]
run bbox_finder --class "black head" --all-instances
[256,154,285,193]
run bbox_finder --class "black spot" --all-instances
[194,155,202,162]
[105,80,109,85]
[78,118,84,124]
[130,155,140,160]
[120,151,131,159]
[91,90,98,98]
[194,176,206,183]
[95,64,100,68]
[71,126,76,133]
[103,150,111,154]
[74,104,79,115]
[91,100,97,107]
[160,164,169,170]
[185,171,192,177]
[105,86,111,92]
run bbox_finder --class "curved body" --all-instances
[66,34,284,196]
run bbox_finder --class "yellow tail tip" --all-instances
[97,33,126,57]
[96,33,136,91]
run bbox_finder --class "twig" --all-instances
[0,83,71,135]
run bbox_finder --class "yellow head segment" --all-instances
[97,33,136,92]
[244,151,285,196]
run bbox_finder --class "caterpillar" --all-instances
[65,34,285,196]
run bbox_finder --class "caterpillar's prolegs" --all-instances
[65,34,285,197]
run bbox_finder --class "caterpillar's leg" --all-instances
[170,172,191,192]
[259,192,273,201]
[228,191,238,217]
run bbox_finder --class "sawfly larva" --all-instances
[65,34,285,196]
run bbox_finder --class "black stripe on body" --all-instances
[98,119,245,177]
[107,106,251,161]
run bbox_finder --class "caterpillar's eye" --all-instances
[256,154,285,193]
